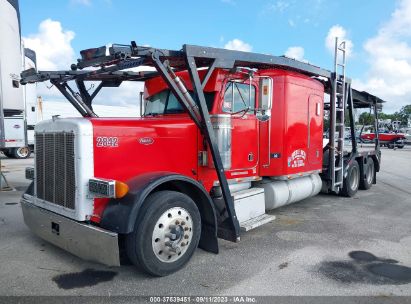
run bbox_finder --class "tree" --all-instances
[393,105,411,125]
[357,105,411,127]
[358,111,374,125]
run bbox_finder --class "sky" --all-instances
[19,0,411,113]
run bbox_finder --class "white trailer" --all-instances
[0,0,38,159]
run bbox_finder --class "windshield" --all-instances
[144,89,215,115]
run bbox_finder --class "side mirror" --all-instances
[139,92,145,117]
[257,77,273,121]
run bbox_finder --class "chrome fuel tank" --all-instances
[255,174,322,210]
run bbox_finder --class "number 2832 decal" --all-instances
[96,136,119,147]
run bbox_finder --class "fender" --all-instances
[100,172,219,254]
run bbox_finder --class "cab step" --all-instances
[233,187,275,232]
[240,214,276,232]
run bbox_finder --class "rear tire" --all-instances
[2,149,13,158]
[359,157,374,190]
[126,190,201,276]
[387,142,395,149]
[11,147,31,159]
[341,160,360,197]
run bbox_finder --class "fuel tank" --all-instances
[255,174,322,210]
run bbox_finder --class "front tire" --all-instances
[341,160,360,197]
[126,190,201,276]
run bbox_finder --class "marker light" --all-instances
[115,181,129,199]
[88,178,129,198]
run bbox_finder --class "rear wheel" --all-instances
[341,160,360,197]
[360,157,374,190]
[387,142,395,149]
[126,190,201,276]
[11,147,31,159]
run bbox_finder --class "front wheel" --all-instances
[126,190,201,276]
[341,160,360,197]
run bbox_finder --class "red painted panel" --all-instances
[145,69,226,100]
[258,71,324,177]
[231,115,258,171]
[308,94,323,165]
[90,115,198,221]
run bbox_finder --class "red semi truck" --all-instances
[20,41,383,276]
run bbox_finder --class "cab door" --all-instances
[308,94,323,165]
[222,81,259,173]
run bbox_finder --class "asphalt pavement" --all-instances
[0,147,410,299]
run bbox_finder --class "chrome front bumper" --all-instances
[21,195,120,266]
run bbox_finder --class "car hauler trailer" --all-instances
[20,39,384,276]
[0,0,38,159]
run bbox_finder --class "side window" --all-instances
[145,90,184,115]
[165,92,183,113]
[145,90,168,115]
[223,82,256,113]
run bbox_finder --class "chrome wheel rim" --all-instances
[350,166,359,190]
[152,207,193,263]
[17,147,29,158]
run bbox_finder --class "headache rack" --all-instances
[20,41,385,242]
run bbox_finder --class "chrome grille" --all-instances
[35,132,75,209]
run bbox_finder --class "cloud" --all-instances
[22,19,76,100]
[70,0,91,6]
[325,25,353,57]
[22,19,146,110]
[262,0,325,25]
[224,39,252,52]
[352,0,411,112]
[269,0,291,13]
[285,46,305,61]
[23,19,75,70]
